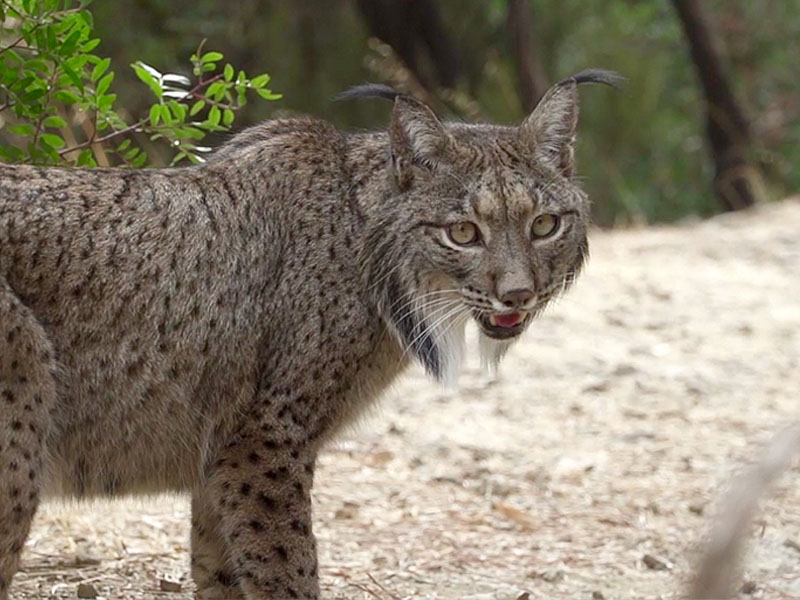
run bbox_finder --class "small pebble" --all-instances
[740,580,757,594]
[540,569,565,583]
[688,503,704,515]
[592,592,605,600]
[73,555,101,567]
[642,553,670,571]
[76,582,98,599]
[159,578,182,593]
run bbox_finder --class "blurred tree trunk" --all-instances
[506,0,547,112]
[295,0,319,81]
[354,0,460,89]
[672,0,760,211]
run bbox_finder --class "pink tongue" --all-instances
[494,312,523,328]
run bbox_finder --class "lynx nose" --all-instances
[499,288,535,309]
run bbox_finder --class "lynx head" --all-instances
[348,70,620,382]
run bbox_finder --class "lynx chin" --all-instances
[0,69,619,599]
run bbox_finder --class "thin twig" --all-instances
[367,572,401,600]
[28,66,60,156]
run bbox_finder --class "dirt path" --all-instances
[14,200,800,599]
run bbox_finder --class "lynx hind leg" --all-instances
[191,491,245,599]
[0,280,56,599]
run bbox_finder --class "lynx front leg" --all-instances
[205,434,319,599]
[0,281,56,600]
[191,491,245,599]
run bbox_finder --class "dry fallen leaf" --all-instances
[493,501,536,530]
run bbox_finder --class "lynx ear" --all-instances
[520,79,579,176]
[389,96,452,190]
[520,68,622,177]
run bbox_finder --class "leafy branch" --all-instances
[0,0,280,167]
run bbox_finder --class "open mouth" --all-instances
[474,310,529,339]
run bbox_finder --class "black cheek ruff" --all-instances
[384,274,442,380]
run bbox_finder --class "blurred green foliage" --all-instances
[5,0,797,225]
[0,0,279,166]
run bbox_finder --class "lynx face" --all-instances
[416,167,589,343]
[361,71,614,381]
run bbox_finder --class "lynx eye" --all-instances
[532,214,559,239]
[446,222,480,246]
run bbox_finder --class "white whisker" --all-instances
[399,301,463,362]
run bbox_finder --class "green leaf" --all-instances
[207,105,220,126]
[181,126,205,139]
[0,146,24,162]
[43,115,68,128]
[8,123,35,136]
[222,108,234,127]
[78,9,94,29]
[81,38,101,52]
[168,100,187,122]
[149,104,161,126]
[91,58,111,82]
[132,151,148,167]
[3,48,23,64]
[158,103,172,125]
[62,63,84,92]
[21,88,47,103]
[170,151,187,166]
[24,58,49,74]
[66,54,89,71]
[189,100,205,116]
[224,63,234,81]
[250,74,271,88]
[96,72,114,96]
[206,81,223,98]
[200,51,223,63]
[77,149,96,167]
[60,29,82,56]
[98,92,116,111]
[40,133,65,148]
[256,89,282,101]
[53,90,81,104]
[46,25,58,51]
[214,85,228,102]
[132,62,163,99]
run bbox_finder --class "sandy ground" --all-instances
[12,199,800,600]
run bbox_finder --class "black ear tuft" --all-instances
[558,68,625,89]
[334,83,401,103]
[520,68,620,177]
[337,83,450,189]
